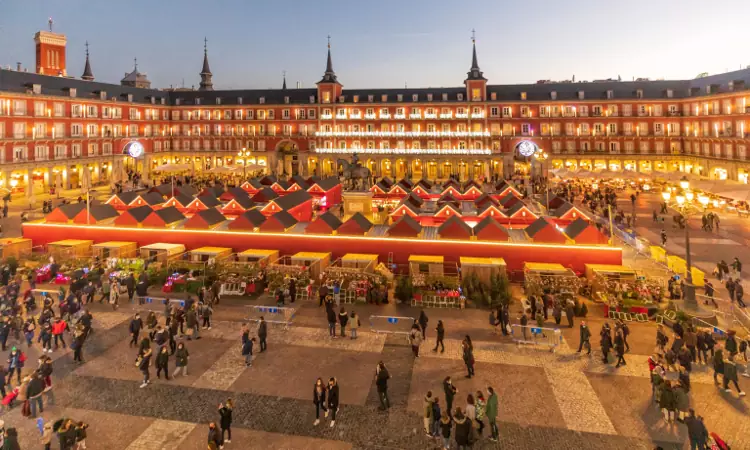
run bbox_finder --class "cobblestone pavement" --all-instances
[0,301,747,449]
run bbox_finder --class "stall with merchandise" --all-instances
[324,254,387,304]
[92,241,138,259]
[407,255,461,308]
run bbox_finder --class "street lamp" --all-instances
[237,147,252,180]
[661,179,705,310]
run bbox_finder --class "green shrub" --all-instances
[394,276,414,302]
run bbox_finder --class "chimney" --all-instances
[16,62,21,71]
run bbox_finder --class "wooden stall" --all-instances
[0,238,32,260]
[290,251,331,279]
[409,255,444,277]
[139,243,186,264]
[91,241,138,259]
[189,246,232,262]
[460,257,507,284]
[341,253,379,272]
[236,249,278,266]
[47,239,93,259]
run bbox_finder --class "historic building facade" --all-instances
[1,27,749,198]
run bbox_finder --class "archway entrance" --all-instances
[275,140,299,176]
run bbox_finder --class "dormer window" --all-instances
[412,94,418,102]
[636,89,643,99]
[309,96,315,103]
[238,97,243,104]
[666,89,673,98]
[606,90,614,99]
[427,93,433,101]
[457,93,464,101]
[442,93,448,101]
[368,95,374,102]
[339,96,345,103]
[397,94,403,101]
[578,91,584,100]
[520,92,527,100]
[353,95,359,103]
[550,91,557,100]
[382,95,388,102]
[259,97,265,104]
[284,96,290,104]
[216,98,221,105]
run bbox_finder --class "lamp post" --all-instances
[237,147,252,180]
[660,176,709,310]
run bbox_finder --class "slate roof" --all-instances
[251,187,279,203]
[194,208,226,227]
[305,211,342,234]
[169,193,195,208]
[195,194,222,208]
[524,217,553,238]
[505,202,532,218]
[141,192,165,206]
[397,178,414,190]
[114,191,139,205]
[404,192,425,208]
[379,177,394,188]
[552,202,577,218]
[263,210,297,230]
[85,204,119,221]
[237,209,266,228]
[415,179,433,191]
[563,218,591,239]
[154,206,185,224]
[56,202,87,219]
[201,185,224,198]
[289,175,310,189]
[473,216,510,237]
[337,212,373,235]
[437,216,472,237]
[227,195,255,209]
[475,193,499,208]
[125,205,154,223]
[311,176,341,191]
[388,215,422,236]
[272,190,312,210]
[176,185,198,196]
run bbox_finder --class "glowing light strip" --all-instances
[314,131,490,138]
[23,222,622,252]
[314,148,491,155]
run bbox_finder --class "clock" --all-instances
[125,141,144,158]
[517,140,537,157]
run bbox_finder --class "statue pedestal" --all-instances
[342,191,373,222]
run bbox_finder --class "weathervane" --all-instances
[48,17,54,32]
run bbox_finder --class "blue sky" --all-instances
[0,0,748,90]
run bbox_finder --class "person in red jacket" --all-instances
[51,318,68,351]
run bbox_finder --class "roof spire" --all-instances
[318,35,339,84]
[134,57,138,72]
[81,41,94,81]
[199,37,214,91]
[466,29,486,81]
[282,70,287,90]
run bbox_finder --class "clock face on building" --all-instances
[516,140,537,157]
[124,141,144,158]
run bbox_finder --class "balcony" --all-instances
[439,113,453,119]
[394,114,406,120]
[471,113,485,119]
[668,111,682,117]
[455,113,468,119]
[364,114,376,120]
[350,113,362,119]
[379,114,391,120]
[409,114,422,119]
[424,114,437,119]
[321,114,333,120]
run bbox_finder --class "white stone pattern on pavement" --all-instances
[125,419,197,450]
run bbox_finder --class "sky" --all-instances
[0,0,748,90]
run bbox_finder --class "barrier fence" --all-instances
[510,324,563,352]
[132,296,187,312]
[369,315,415,337]
[245,305,295,330]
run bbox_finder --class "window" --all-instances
[550,91,557,100]
[457,93,464,101]
[71,124,82,137]
[13,147,27,162]
[86,124,98,137]
[268,110,275,119]
[412,94,418,102]
[636,89,643,99]
[490,107,499,117]
[72,105,82,118]
[308,109,316,119]
[33,123,46,138]
[520,92,527,100]
[427,94,433,101]
[654,123,663,134]
[592,105,602,116]
[34,145,48,160]
[87,105,97,117]
[521,124,530,135]
[282,109,290,119]
[34,102,46,117]
[13,100,26,115]
[502,106,511,117]
[608,123,617,134]
[397,94,403,102]
[471,89,481,101]
[259,97,266,104]
[71,144,81,157]
[606,90,614,99]
[442,93,448,101]
[578,91,585,100]
[622,104,632,117]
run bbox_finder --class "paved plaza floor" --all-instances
[0,295,747,450]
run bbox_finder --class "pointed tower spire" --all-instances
[81,41,94,81]
[318,35,339,84]
[282,70,287,90]
[199,37,214,91]
[466,29,486,81]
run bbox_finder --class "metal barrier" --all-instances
[245,305,295,330]
[133,296,187,312]
[730,305,750,335]
[411,294,461,309]
[510,325,563,352]
[691,316,727,340]
[369,315,415,336]
[220,282,245,296]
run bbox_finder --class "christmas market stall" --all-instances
[523,262,581,305]
[407,255,461,308]
[460,257,507,285]
[216,249,277,297]
[324,254,387,304]
[291,252,330,280]
[266,255,315,301]
[91,241,138,259]
[585,264,664,316]
[0,238,32,260]
[139,243,185,265]
[47,239,93,259]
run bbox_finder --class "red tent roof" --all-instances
[304,212,342,235]
[387,215,422,238]
[228,209,266,231]
[473,216,510,241]
[437,216,472,240]
[259,211,298,232]
[337,212,373,236]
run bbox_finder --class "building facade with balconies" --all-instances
[1,28,750,198]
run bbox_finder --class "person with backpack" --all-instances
[375,361,390,410]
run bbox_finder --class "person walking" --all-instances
[173,342,189,376]
[155,345,170,380]
[614,330,627,368]
[72,326,85,363]
[138,348,152,388]
[349,311,359,339]
[475,391,486,437]
[736,280,746,307]
[726,277,736,303]
[26,371,45,418]
[600,324,613,364]
[443,376,457,418]
[6,347,24,385]
[218,399,233,445]
[486,386,498,442]
[704,281,718,308]
[129,314,143,348]
[257,316,267,352]
[423,391,435,436]
[242,336,255,367]
[462,336,475,378]
[327,377,339,428]
[338,307,348,338]
[723,355,746,396]
[576,321,591,354]
[312,378,327,426]
[712,347,725,385]
[375,361,390,411]
[564,301,574,328]
[52,317,68,351]
[432,320,445,353]
[684,409,708,450]
[409,324,423,357]
[186,306,200,340]
[418,310,428,340]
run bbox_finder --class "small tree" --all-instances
[394,276,414,302]
[490,272,512,307]
[6,256,18,276]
